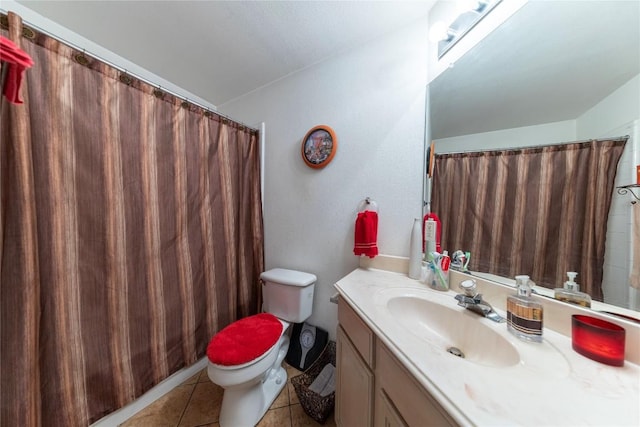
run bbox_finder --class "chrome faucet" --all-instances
[454,279,505,323]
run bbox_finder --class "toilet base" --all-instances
[217,336,290,427]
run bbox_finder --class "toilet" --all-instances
[206,268,316,426]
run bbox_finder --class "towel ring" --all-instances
[358,197,378,212]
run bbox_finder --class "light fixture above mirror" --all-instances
[431,0,502,59]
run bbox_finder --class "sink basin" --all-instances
[376,288,520,368]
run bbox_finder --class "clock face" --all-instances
[300,328,315,348]
[301,125,337,169]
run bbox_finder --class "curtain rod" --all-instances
[0,10,258,132]
[435,135,630,155]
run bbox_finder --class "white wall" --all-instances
[220,19,429,340]
[577,74,640,309]
[576,74,640,139]
[435,119,576,152]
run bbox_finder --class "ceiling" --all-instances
[430,0,640,139]
[14,0,436,107]
[11,0,637,133]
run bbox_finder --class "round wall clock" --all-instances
[301,125,337,169]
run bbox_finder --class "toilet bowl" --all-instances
[206,268,316,427]
[207,316,290,426]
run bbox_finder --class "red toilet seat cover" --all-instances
[206,313,283,366]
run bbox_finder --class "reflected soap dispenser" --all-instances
[554,272,591,308]
[507,275,543,343]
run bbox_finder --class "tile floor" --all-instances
[120,363,336,427]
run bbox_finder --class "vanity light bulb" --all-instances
[429,21,449,43]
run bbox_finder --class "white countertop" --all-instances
[335,267,640,427]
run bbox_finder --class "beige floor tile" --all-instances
[286,364,303,404]
[178,381,224,427]
[120,363,328,427]
[120,384,194,427]
[197,368,210,383]
[256,406,291,427]
[287,377,299,405]
[290,403,336,427]
[182,372,201,386]
[270,383,290,409]
[285,363,302,377]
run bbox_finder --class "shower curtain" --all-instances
[1,12,264,426]
[432,138,626,301]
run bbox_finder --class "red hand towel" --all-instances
[354,210,378,258]
[1,36,34,104]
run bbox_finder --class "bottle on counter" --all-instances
[507,275,543,343]
[408,218,423,279]
[554,272,591,308]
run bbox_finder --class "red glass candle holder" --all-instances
[572,315,625,366]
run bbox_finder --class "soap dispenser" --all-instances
[507,275,543,342]
[554,272,591,308]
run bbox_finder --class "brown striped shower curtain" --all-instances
[432,138,626,301]
[1,12,263,426]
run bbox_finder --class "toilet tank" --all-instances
[260,268,316,323]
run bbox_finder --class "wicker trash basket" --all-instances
[290,340,336,424]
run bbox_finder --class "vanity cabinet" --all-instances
[337,297,458,427]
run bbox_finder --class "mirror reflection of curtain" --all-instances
[432,137,627,301]
[0,12,264,426]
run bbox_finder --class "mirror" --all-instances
[427,0,640,315]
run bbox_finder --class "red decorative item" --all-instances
[207,313,283,366]
[571,315,625,367]
[422,212,442,253]
[440,253,450,273]
[0,36,34,104]
[354,210,378,258]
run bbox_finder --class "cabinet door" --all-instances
[336,325,374,427]
[376,389,408,427]
[338,296,374,366]
[375,343,457,427]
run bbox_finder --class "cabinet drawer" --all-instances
[338,297,375,367]
[376,344,457,427]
